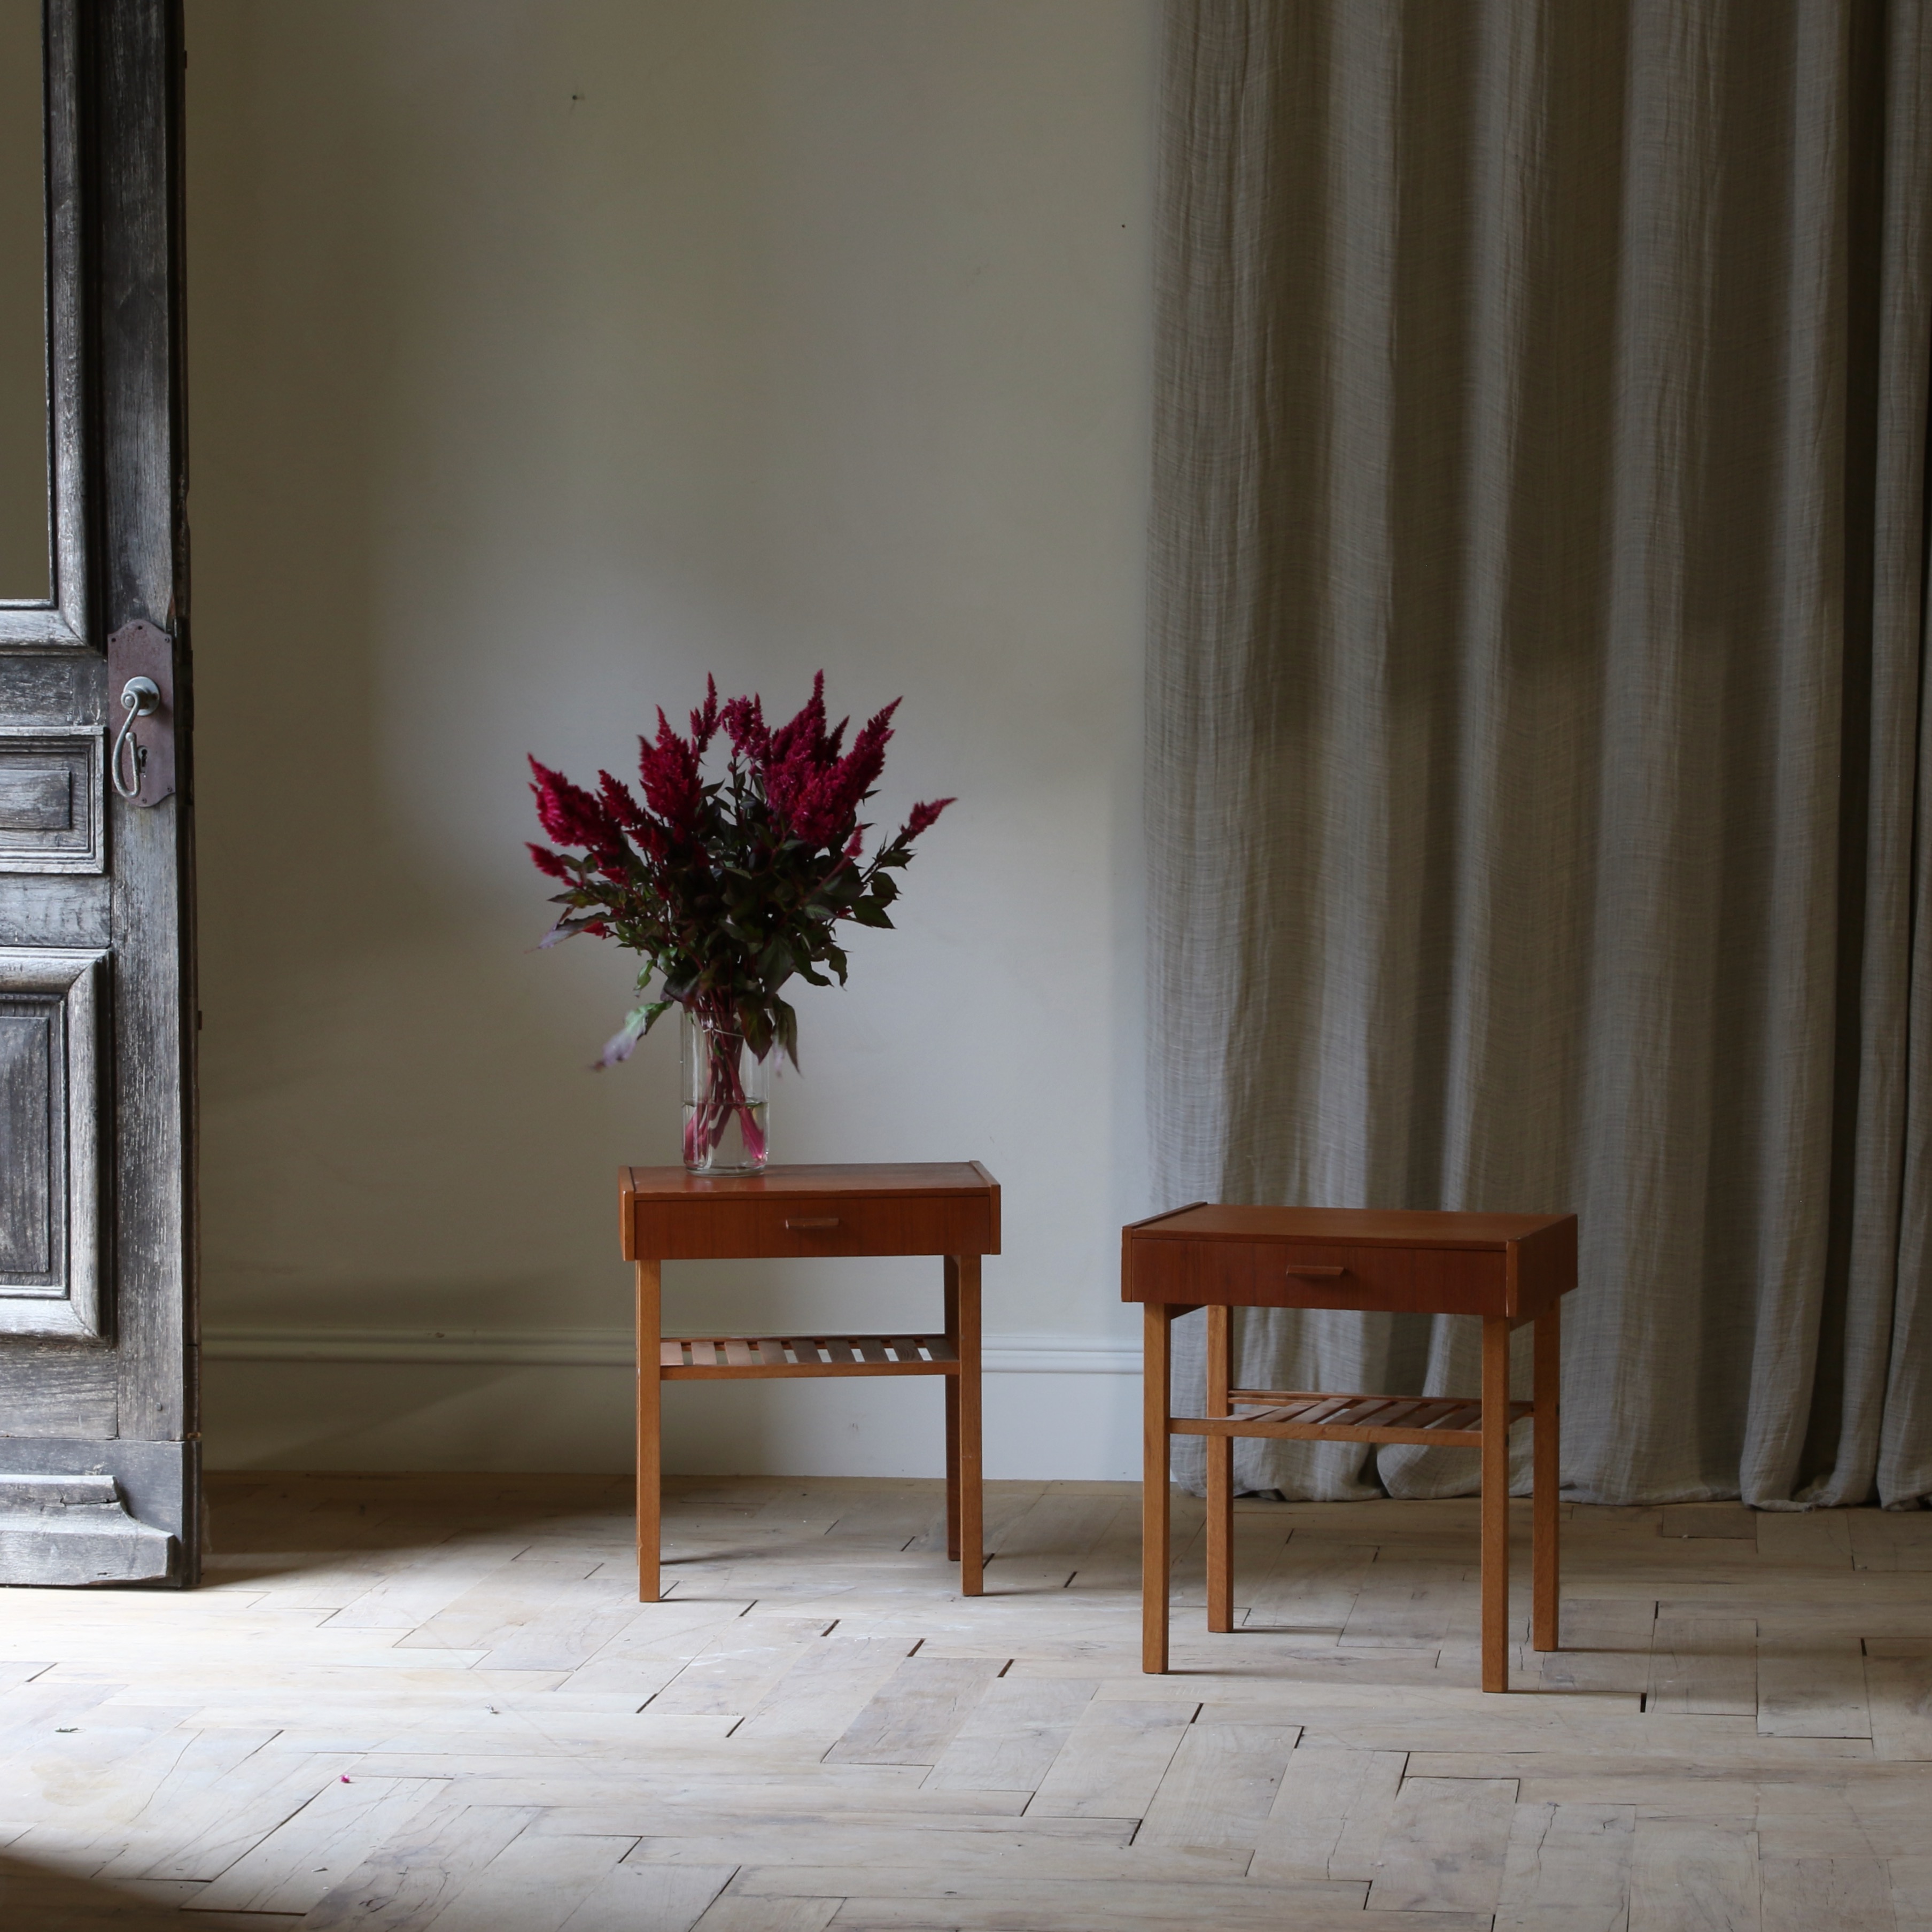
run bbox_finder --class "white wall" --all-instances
[187,1,1155,1478]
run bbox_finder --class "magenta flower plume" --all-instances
[720,690,769,763]
[758,682,901,849]
[528,757,629,876]
[895,797,955,844]
[766,670,833,772]
[688,675,721,753]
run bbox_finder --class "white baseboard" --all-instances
[200,1326,1144,1479]
[200,1326,1140,1377]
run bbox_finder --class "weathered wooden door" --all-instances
[0,0,196,1585]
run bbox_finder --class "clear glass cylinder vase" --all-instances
[680,1009,771,1175]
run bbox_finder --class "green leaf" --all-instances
[772,998,800,1067]
[539,914,605,948]
[594,997,669,1069]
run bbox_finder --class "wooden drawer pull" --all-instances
[1284,1265,1347,1278]
[785,1216,842,1230]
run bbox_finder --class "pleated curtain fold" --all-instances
[1149,0,1932,1507]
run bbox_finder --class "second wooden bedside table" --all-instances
[620,1161,1000,1601]
[1126,1204,1576,1692]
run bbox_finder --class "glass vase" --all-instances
[681,1010,770,1175]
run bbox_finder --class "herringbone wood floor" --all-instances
[2,1473,1930,1930]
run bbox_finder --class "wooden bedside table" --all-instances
[621,1162,1000,1601]
[1124,1204,1577,1692]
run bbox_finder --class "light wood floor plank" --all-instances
[688,1894,839,1932]
[1628,1815,1760,1932]
[825,1656,1004,1766]
[1758,1853,1897,1932]
[1658,1504,1758,1542]
[1866,1655,1932,1760]
[1365,1774,1518,1913]
[1889,1853,1932,1932]
[732,1866,1372,1913]
[1240,1538,1378,1636]
[1753,1510,1852,1570]
[1848,1511,1932,1573]
[416,1830,640,1931]
[819,1885,1488,1930]
[647,1625,831,1718]
[321,1547,527,1632]
[1249,1745,1407,1883]
[1497,1801,1634,1918]
[554,1860,739,1932]
[1026,1700,1199,1819]
[620,1831,1237,1882]
[1756,1636,1869,1739]
[185,1775,451,1915]
[1134,1721,1300,1849]
[114,1742,364,1882]
[1650,1617,1758,1717]
[1535,1597,1657,1696]
[732,1638,915,1748]
[285,1794,537,1930]
[921,1674,1097,1792]
[1341,1557,1480,1649]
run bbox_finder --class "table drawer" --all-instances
[1129,1238,1506,1315]
[630,1190,996,1260]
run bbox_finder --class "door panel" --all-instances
[0,0,196,1584]
[0,946,103,1336]
[0,728,105,871]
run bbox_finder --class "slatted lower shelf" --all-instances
[1170,1389,1537,1446]
[659,1333,960,1378]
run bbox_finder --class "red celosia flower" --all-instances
[895,798,955,843]
[635,711,707,837]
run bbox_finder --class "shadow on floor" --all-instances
[0,1856,190,1929]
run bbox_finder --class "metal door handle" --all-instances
[111,678,160,800]
[1284,1265,1347,1278]
[785,1217,841,1230]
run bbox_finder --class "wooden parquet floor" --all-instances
[1,1476,1929,1931]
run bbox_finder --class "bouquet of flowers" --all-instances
[527,673,952,1168]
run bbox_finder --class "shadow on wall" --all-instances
[199,1360,938,1478]
[199,1362,646,1473]
[188,4,734,1384]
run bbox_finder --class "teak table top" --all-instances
[1125,1204,1573,1247]
[621,1162,996,1199]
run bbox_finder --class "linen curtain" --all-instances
[1150,0,1932,1508]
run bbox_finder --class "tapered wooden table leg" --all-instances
[635,1259,663,1603]
[951,1254,984,1596]
[1205,1304,1234,1633]
[1480,1315,1511,1692]
[1532,1299,1561,1652]
[1143,1300,1173,1673]
[943,1260,963,1563]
